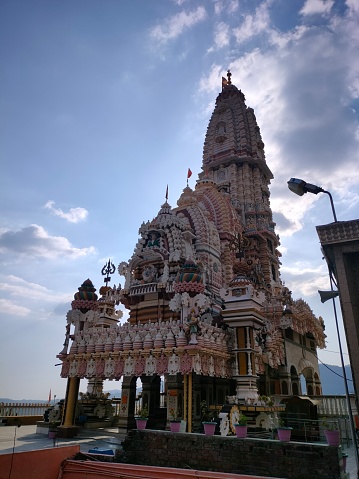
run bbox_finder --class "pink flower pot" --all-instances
[203,422,216,436]
[277,427,292,442]
[135,418,148,430]
[325,430,340,446]
[170,421,181,432]
[234,425,248,438]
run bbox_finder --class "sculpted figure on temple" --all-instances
[188,310,200,345]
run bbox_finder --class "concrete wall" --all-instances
[0,445,79,479]
[122,430,345,479]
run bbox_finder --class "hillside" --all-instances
[318,364,354,395]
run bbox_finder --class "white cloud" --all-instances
[44,200,88,223]
[0,298,31,316]
[300,0,334,16]
[213,22,230,49]
[0,275,71,303]
[214,1,223,16]
[281,263,329,297]
[150,6,207,44]
[228,1,239,14]
[232,1,271,44]
[200,2,359,230]
[0,224,96,259]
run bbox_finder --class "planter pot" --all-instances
[277,427,292,442]
[234,424,248,438]
[325,430,340,446]
[135,418,148,430]
[203,422,216,436]
[170,420,181,432]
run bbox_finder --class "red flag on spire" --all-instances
[48,389,52,403]
[187,168,192,179]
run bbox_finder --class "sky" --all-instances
[1,0,359,400]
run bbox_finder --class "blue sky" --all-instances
[1,0,358,400]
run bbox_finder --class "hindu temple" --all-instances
[56,72,326,437]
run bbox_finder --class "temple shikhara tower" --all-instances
[57,73,326,437]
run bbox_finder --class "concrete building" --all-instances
[317,219,359,406]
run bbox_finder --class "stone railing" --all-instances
[0,402,49,417]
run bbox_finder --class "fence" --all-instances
[0,402,50,417]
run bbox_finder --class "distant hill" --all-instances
[319,364,354,395]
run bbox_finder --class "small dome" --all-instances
[173,259,205,294]
[74,279,98,301]
[72,279,98,312]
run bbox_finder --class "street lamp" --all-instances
[288,177,358,475]
[287,178,338,222]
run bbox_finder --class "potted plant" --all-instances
[277,419,292,442]
[135,406,149,430]
[48,421,58,439]
[201,400,217,436]
[322,418,340,446]
[168,407,181,432]
[234,412,249,438]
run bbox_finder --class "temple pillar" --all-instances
[188,372,193,433]
[166,374,184,426]
[58,377,80,438]
[118,376,137,433]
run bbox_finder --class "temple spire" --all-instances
[227,69,232,85]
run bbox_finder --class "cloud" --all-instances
[300,0,334,16]
[53,302,71,316]
[0,275,71,303]
[150,6,207,44]
[280,263,329,297]
[214,0,238,15]
[214,1,223,16]
[200,3,359,231]
[228,1,239,14]
[211,22,230,50]
[44,200,88,223]
[232,1,271,44]
[0,298,31,316]
[0,225,96,259]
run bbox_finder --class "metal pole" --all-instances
[330,272,359,476]
[323,190,338,222]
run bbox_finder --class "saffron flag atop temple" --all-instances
[222,76,228,89]
[187,168,192,179]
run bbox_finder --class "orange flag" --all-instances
[187,168,192,179]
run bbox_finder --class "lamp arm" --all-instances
[323,190,338,222]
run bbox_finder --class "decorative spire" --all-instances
[101,259,115,286]
[227,69,232,84]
